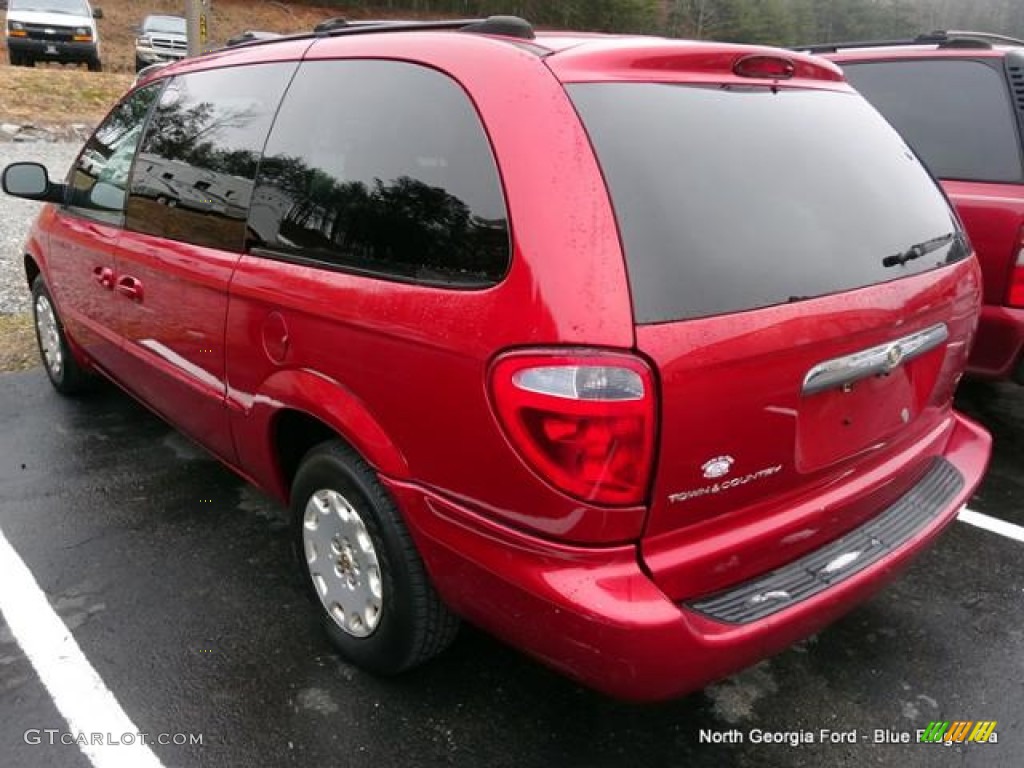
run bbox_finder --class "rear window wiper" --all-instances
[882,232,957,268]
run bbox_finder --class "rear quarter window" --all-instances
[842,58,1024,183]
[247,59,510,287]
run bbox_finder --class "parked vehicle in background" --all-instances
[806,31,1024,384]
[2,17,991,701]
[133,60,171,85]
[5,0,102,70]
[134,14,186,72]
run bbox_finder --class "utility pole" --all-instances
[186,0,212,57]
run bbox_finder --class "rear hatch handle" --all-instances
[802,323,949,396]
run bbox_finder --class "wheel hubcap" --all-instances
[302,489,383,638]
[34,295,63,379]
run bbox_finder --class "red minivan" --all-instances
[811,31,1024,383]
[2,17,991,701]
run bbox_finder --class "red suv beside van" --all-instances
[3,18,991,700]
[808,31,1024,384]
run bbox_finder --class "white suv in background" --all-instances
[5,0,103,70]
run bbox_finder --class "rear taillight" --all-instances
[1009,227,1024,308]
[489,350,656,507]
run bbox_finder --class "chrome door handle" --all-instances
[115,275,144,302]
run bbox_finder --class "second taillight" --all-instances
[489,350,656,507]
[1008,226,1024,308]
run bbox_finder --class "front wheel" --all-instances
[87,58,102,72]
[31,276,91,395]
[291,440,459,675]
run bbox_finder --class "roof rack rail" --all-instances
[312,15,535,41]
[931,29,1024,46]
[461,16,535,40]
[794,29,1024,55]
[225,29,282,47]
[217,14,536,54]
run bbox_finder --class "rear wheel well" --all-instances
[24,255,40,291]
[274,410,342,500]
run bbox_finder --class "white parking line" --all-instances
[959,507,1024,544]
[0,528,165,768]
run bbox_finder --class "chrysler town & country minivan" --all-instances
[2,17,991,700]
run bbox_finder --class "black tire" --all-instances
[24,57,35,68]
[135,57,146,73]
[9,52,22,66]
[31,276,91,395]
[87,58,102,72]
[291,440,459,675]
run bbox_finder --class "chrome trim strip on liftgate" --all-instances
[802,323,949,396]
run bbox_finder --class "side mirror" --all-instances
[2,162,63,203]
[93,7,103,19]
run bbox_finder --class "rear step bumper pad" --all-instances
[686,457,964,624]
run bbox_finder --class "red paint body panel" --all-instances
[972,305,1024,379]
[138,38,315,81]
[385,413,988,701]
[547,37,845,85]
[943,180,1024,378]
[44,208,125,372]
[111,229,239,461]
[636,259,981,599]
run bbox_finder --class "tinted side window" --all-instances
[66,84,160,225]
[125,62,297,252]
[843,59,1023,183]
[249,60,510,286]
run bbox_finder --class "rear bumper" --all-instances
[968,304,1024,382]
[7,38,98,62]
[385,412,990,701]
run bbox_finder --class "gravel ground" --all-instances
[0,142,80,314]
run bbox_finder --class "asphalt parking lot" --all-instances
[0,370,1021,768]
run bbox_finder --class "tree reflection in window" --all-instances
[248,60,510,286]
[67,83,160,223]
[125,62,297,252]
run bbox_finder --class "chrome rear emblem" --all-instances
[701,455,734,479]
[802,323,948,396]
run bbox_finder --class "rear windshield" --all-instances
[842,59,1023,184]
[569,84,966,324]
